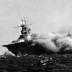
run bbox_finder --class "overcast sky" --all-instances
[0,0,72,45]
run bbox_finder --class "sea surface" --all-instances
[0,53,72,72]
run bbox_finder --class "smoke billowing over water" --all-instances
[32,31,72,53]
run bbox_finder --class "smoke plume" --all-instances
[32,32,72,53]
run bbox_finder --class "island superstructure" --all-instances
[12,17,32,43]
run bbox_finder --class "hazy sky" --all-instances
[0,0,72,45]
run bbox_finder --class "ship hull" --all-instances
[2,41,54,56]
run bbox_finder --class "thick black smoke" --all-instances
[32,32,72,53]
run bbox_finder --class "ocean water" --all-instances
[0,53,72,72]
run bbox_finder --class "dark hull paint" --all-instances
[3,41,54,55]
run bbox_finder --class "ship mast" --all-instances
[17,17,32,42]
[12,17,32,43]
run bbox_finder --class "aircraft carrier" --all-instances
[2,17,54,56]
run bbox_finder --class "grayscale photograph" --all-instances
[0,0,72,72]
